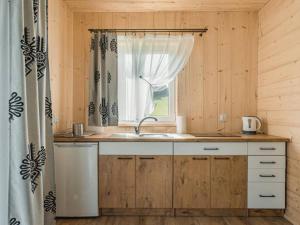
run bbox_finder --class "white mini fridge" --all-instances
[54,142,99,217]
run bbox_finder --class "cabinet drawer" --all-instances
[99,142,173,155]
[248,142,285,155]
[248,183,285,209]
[248,156,285,169]
[174,142,247,155]
[248,169,285,182]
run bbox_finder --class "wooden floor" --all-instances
[56,216,293,225]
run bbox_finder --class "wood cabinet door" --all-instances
[99,155,135,208]
[174,156,211,208]
[211,156,247,208]
[136,156,172,208]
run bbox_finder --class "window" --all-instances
[117,33,194,123]
[118,37,175,123]
[118,49,175,123]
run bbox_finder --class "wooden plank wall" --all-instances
[63,0,269,12]
[258,0,300,224]
[72,11,258,133]
[48,0,74,132]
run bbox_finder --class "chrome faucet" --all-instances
[134,116,158,135]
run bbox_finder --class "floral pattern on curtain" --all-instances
[7,0,56,225]
[88,32,118,126]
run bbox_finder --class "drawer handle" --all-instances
[259,174,276,178]
[260,147,276,150]
[204,147,219,151]
[139,157,155,160]
[192,157,208,160]
[214,157,230,160]
[259,194,276,198]
[259,161,276,164]
[117,157,133,160]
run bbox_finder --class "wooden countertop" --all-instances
[54,133,290,142]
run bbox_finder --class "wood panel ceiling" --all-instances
[63,0,269,12]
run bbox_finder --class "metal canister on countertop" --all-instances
[72,123,84,137]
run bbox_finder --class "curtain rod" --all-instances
[88,28,208,34]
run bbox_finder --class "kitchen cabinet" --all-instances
[136,156,172,208]
[211,156,247,208]
[173,142,247,155]
[99,155,135,208]
[99,142,173,209]
[98,141,286,212]
[247,142,286,209]
[174,156,211,208]
[248,142,285,155]
[174,143,247,209]
[248,183,285,209]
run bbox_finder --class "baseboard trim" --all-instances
[248,209,285,217]
[175,209,247,217]
[101,208,174,216]
[100,208,285,217]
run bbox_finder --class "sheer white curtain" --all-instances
[118,34,194,122]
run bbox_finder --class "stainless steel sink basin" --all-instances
[110,133,194,139]
[110,133,139,138]
[139,133,170,138]
[110,133,171,138]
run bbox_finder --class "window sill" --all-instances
[118,121,176,127]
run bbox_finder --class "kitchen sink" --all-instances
[139,133,170,138]
[110,132,241,139]
[110,133,194,139]
[110,133,138,138]
[110,133,172,138]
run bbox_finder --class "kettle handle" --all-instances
[255,117,262,131]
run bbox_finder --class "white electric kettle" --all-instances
[242,116,262,135]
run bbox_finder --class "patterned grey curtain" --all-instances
[4,1,56,225]
[88,32,118,126]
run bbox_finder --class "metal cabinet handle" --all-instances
[139,157,155,160]
[259,174,276,178]
[117,157,133,160]
[259,161,276,164]
[204,147,219,151]
[192,157,208,160]
[259,194,276,198]
[260,147,276,150]
[214,157,230,160]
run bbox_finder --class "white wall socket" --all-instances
[219,113,227,123]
